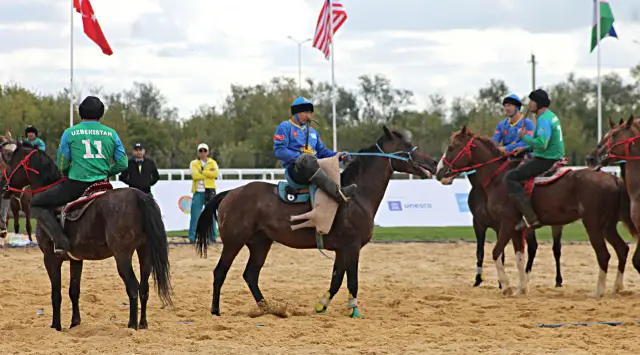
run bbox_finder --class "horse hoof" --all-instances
[211,308,221,316]
[349,307,364,319]
[473,274,483,287]
[315,306,327,314]
[590,292,603,299]
[51,324,62,331]
[70,320,81,328]
[502,286,515,296]
[139,320,148,329]
[127,322,138,330]
[555,283,563,288]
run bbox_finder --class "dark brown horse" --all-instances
[587,116,640,273]
[435,126,637,297]
[443,169,566,288]
[4,187,33,241]
[195,126,438,318]
[0,140,172,331]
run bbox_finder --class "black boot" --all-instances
[309,168,357,202]
[36,209,71,256]
[510,193,542,232]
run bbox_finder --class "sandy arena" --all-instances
[1,242,640,354]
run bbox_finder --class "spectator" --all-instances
[188,143,219,243]
[119,143,159,198]
[23,125,46,151]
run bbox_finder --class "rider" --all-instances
[273,97,357,202]
[30,96,128,255]
[492,94,534,157]
[505,89,565,231]
[23,125,46,151]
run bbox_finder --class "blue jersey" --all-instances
[492,117,534,154]
[273,119,336,169]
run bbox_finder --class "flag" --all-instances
[590,0,617,52]
[312,0,348,59]
[74,0,113,55]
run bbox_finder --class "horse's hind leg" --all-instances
[114,253,140,329]
[11,203,19,235]
[315,250,345,313]
[69,260,83,328]
[582,219,610,298]
[43,252,63,331]
[211,242,244,316]
[24,206,33,241]
[525,229,538,281]
[603,223,629,295]
[551,225,563,287]
[136,244,152,329]
[345,246,364,318]
[243,235,273,307]
[473,218,487,287]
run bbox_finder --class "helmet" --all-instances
[290,96,314,115]
[25,125,38,137]
[78,96,105,120]
[502,94,522,109]
[528,89,550,108]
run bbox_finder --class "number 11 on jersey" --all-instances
[82,140,105,159]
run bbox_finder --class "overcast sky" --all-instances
[1,0,640,117]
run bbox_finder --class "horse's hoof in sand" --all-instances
[473,274,483,287]
[349,307,364,319]
[515,287,528,296]
[501,286,515,296]
[590,291,604,298]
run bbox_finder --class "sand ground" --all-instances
[1,242,640,355]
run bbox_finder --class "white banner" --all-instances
[109,179,474,232]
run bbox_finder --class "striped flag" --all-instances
[590,0,617,52]
[312,0,348,60]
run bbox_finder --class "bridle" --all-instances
[441,136,518,188]
[602,127,640,161]
[348,142,419,173]
[0,142,67,195]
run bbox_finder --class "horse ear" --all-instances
[619,118,624,126]
[460,125,468,135]
[382,125,393,139]
[626,115,634,128]
[608,117,615,128]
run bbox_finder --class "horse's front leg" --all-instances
[69,260,83,328]
[314,250,345,314]
[493,226,514,296]
[44,252,63,331]
[344,246,363,319]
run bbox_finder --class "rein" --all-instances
[605,134,640,161]
[3,149,67,195]
[347,143,418,172]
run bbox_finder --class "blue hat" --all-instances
[502,94,522,108]
[291,96,314,115]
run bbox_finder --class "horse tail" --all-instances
[616,177,639,240]
[137,192,173,306]
[196,189,231,258]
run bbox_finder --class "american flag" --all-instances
[312,0,348,60]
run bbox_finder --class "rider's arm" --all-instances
[522,118,552,150]
[273,123,299,164]
[109,133,128,176]
[505,119,534,152]
[491,122,504,145]
[36,139,46,151]
[56,130,72,176]
[315,134,337,159]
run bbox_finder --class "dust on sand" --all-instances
[1,242,640,354]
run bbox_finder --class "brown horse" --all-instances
[195,126,438,318]
[4,187,34,241]
[587,116,640,273]
[435,126,636,297]
[444,169,566,288]
[0,140,172,331]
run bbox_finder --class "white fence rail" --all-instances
[120,166,622,181]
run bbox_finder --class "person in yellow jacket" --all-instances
[188,143,219,243]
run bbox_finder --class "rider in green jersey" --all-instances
[30,96,128,255]
[504,89,565,232]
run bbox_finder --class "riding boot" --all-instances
[36,208,71,256]
[309,168,357,202]
[510,193,542,232]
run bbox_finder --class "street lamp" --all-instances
[287,36,312,92]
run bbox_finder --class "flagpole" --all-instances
[70,0,74,128]
[328,0,338,151]
[596,0,602,140]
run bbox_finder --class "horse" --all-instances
[0,140,172,331]
[4,187,34,241]
[194,126,438,318]
[587,115,640,273]
[435,126,637,297]
[442,169,566,288]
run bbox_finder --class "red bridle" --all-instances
[441,136,518,188]
[605,134,640,161]
[3,149,67,195]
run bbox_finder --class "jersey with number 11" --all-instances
[57,121,128,182]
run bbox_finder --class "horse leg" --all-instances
[12,204,19,235]
[511,229,528,295]
[43,252,63,331]
[603,223,629,295]
[136,244,152,329]
[211,242,244,316]
[114,253,140,329]
[315,250,345,313]
[632,240,640,277]
[493,226,515,296]
[525,229,538,282]
[25,206,33,242]
[473,218,487,287]
[344,246,363,319]
[582,219,610,298]
[551,225,563,287]
[69,260,83,328]
[242,235,273,308]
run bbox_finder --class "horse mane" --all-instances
[14,140,62,184]
[451,129,503,157]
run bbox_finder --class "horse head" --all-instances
[587,115,639,170]
[377,125,438,178]
[3,141,61,191]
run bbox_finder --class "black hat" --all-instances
[134,143,144,149]
[25,125,38,136]
[78,96,105,120]
[528,89,551,108]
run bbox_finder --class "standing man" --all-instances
[118,143,160,198]
[23,125,46,151]
[188,143,219,243]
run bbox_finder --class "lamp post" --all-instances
[287,36,312,92]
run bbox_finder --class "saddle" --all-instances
[55,181,113,227]
[275,155,342,235]
[522,157,571,196]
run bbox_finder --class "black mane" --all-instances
[13,140,62,185]
[340,143,379,186]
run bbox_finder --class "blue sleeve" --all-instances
[491,121,503,145]
[505,119,535,152]
[273,123,300,164]
[113,133,126,161]
[58,131,71,161]
[315,131,337,159]
[37,140,46,151]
